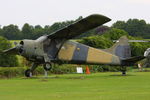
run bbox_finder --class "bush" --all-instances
[79,35,113,49]
[0,64,78,78]
[0,36,18,67]
[0,64,131,78]
[0,67,27,78]
[89,65,124,72]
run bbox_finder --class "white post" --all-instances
[44,70,48,78]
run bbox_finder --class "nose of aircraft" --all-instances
[3,41,24,55]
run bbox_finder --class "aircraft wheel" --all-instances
[44,63,52,71]
[122,71,126,76]
[25,69,32,77]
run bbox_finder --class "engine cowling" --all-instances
[19,39,45,62]
[144,48,150,57]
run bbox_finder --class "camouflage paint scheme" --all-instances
[58,41,121,65]
[3,14,145,77]
[57,36,143,66]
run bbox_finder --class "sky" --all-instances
[0,0,150,28]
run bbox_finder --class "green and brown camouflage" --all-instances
[2,14,145,77]
[57,36,144,66]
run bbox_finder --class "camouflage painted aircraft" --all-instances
[3,14,145,77]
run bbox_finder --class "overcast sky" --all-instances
[0,0,150,28]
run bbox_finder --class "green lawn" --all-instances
[0,72,150,100]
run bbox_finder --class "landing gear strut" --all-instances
[25,63,38,77]
[24,62,52,77]
[43,63,52,78]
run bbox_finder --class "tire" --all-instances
[25,69,32,77]
[43,63,52,71]
[122,71,126,76]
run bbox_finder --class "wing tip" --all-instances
[88,14,111,22]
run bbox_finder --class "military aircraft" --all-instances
[3,14,145,77]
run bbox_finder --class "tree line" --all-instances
[0,17,150,40]
[112,19,150,38]
[0,16,82,40]
[79,28,150,56]
[0,17,150,67]
[1,27,149,67]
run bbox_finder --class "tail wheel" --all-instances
[43,63,52,71]
[122,71,126,76]
[25,69,32,77]
[121,66,126,76]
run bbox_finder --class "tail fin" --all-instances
[103,36,131,58]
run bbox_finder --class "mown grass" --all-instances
[0,72,150,100]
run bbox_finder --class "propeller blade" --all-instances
[3,47,18,54]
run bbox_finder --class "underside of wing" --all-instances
[48,14,111,39]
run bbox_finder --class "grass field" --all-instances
[0,72,150,100]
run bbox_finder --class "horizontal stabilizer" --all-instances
[122,56,145,62]
[113,40,150,43]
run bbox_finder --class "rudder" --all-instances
[103,36,131,59]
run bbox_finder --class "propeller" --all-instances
[136,48,150,71]
[3,41,24,55]
[142,48,150,67]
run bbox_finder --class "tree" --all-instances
[79,28,128,49]
[95,26,110,35]
[79,35,113,49]
[21,23,34,39]
[33,25,45,39]
[112,19,150,38]
[0,36,18,67]
[112,21,126,30]
[0,27,3,36]
[103,28,128,40]
[2,25,21,40]
[45,16,83,35]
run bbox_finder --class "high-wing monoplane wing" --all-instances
[48,14,111,39]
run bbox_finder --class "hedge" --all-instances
[0,64,130,78]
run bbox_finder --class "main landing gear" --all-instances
[24,62,52,77]
[25,63,38,77]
